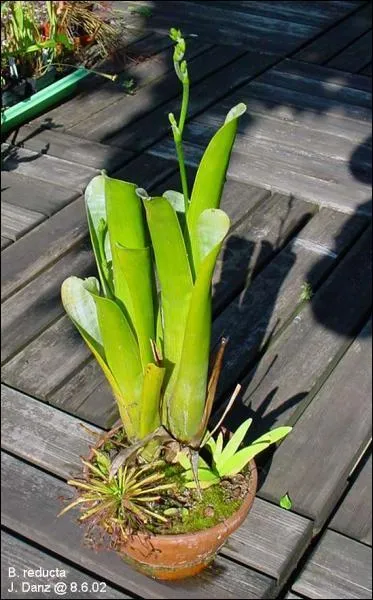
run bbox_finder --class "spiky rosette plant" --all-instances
[61,29,247,466]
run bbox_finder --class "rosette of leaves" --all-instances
[59,450,175,538]
[178,419,292,489]
[61,29,246,459]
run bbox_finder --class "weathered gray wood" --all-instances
[1,242,94,364]
[151,137,371,215]
[1,237,12,249]
[1,171,79,216]
[277,57,373,94]
[1,197,87,302]
[1,385,312,585]
[1,452,276,599]
[1,201,45,241]
[1,315,91,399]
[49,358,117,428]
[213,193,315,314]
[16,125,133,171]
[294,2,372,64]
[212,211,369,402]
[192,0,359,26]
[2,144,98,191]
[330,453,372,546]
[260,62,372,108]
[188,116,371,171]
[284,592,304,599]
[327,31,372,74]
[208,88,370,145]
[1,531,132,599]
[243,80,371,122]
[29,32,179,131]
[293,530,372,599]
[259,319,372,526]
[107,50,277,151]
[72,44,243,144]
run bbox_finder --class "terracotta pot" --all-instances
[84,428,258,581]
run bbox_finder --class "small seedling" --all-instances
[300,281,313,302]
[279,492,293,510]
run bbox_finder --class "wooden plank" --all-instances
[330,453,372,546]
[213,193,315,314]
[1,531,132,599]
[1,315,91,399]
[1,242,94,364]
[211,211,369,404]
[107,50,277,151]
[187,116,371,170]
[293,530,372,599]
[1,452,277,600]
[259,63,372,108]
[151,137,372,218]
[294,2,372,64]
[2,144,98,191]
[206,87,370,145]
[327,31,373,73]
[1,197,87,302]
[1,237,12,250]
[258,318,372,526]
[15,125,133,171]
[71,44,244,144]
[1,201,45,241]
[29,33,178,131]
[1,171,79,216]
[190,0,358,26]
[284,593,305,599]
[1,385,312,585]
[64,38,212,139]
[272,58,373,94]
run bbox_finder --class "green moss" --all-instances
[167,486,241,534]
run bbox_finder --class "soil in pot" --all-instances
[67,427,258,581]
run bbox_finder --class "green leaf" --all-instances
[85,175,113,297]
[89,292,143,436]
[187,103,246,272]
[104,175,151,330]
[279,492,293,510]
[218,442,270,477]
[216,418,253,469]
[61,276,134,435]
[143,195,193,418]
[167,209,230,444]
[184,468,220,489]
[251,426,292,447]
[116,244,155,369]
[139,363,165,437]
[163,189,186,229]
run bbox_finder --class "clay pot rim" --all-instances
[83,426,258,541]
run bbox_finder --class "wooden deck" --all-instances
[1,1,371,598]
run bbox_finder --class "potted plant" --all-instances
[1,1,122,134]
[59,29,292,581]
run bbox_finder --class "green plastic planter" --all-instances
[1,67,90,135]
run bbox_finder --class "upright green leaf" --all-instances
[167,209,230,444]
[89,292,143,436]
[139,363,165,437]
[186,103,246,272]
[85,175,113,296]
[61,276,136,436]
[216,417,253,468]
[116,244,155,369]
[143,196,193,419]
